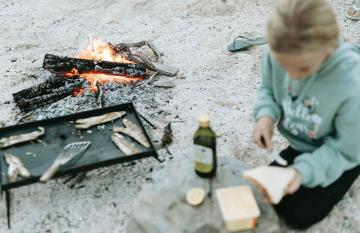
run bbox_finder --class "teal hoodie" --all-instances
[254,41,360,187]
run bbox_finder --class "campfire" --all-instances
[13,37,178,113]
[3,37,178,229]
[65,37,144,92]
[47,37,147,93]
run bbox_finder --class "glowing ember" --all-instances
[69,36,143,94]
[81,72,143,92]
[73,87,85,97]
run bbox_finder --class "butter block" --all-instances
[216,185,260,232]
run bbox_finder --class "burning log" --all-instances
[13,75,84,112]
[13,74,82,101]
[43,54,146,77]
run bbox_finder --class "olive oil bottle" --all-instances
[194,115,217,178]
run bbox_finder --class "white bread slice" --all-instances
[243,166,296,204]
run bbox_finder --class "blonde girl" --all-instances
[252,0,360,229]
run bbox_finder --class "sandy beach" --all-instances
[0,0,359,232]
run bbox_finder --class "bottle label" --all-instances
[194,145,213,173]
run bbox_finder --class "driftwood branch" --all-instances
[149,72,159,83]
[128,54,156,70]
[113,40,178,76]
[114,40,163,63]
[95,81,104,108]
[128,53,178,77]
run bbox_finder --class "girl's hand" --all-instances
[285,168,302,194]
[253,116,275,149]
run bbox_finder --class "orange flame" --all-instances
[65,68,79,77]
[81,72,143,92]
[73,87,85,97]
[78,36,133,64]
[70,36,142,93]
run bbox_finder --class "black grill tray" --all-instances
[0,102,158,191]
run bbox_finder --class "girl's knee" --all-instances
[275,200,329,230]
[281,209,316,230]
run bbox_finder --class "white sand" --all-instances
[0,0,359,232]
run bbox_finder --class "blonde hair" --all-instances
[267,0,339,54]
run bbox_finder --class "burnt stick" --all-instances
[43,54,146,77]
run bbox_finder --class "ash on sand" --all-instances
[0,0,359,233]
[21,80,158,122]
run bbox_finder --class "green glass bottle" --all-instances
[194,115,217,178]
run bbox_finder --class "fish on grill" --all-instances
[112,133,141,155]
[0,127,45,149]
[113,119,150,148]
[75,111,126,129]
[4,153,31,182]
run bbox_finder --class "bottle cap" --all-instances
[198,114,210,127]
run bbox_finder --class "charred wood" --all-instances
[43,54,146,77]
[13,75,84,112]
[13,74,80,102]
[95,81,104,108]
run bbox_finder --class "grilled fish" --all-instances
[113,119,150,148]
[112,133,141,155]
[4,153,31,182]
[75,111,126,129]
[0,127,45,149]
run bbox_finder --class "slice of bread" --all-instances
[243,166,296,204]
